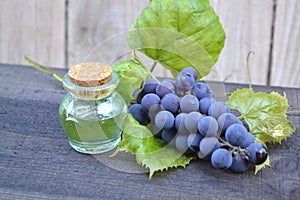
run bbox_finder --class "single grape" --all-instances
[192,81,211,100]
[225,124,248,147]
[143,78,158,94]
[198,116,219,137]
[175,134,189,153]
[198,137,220,159]
[180,95,199,113]
[241,132,256,148]
[230,153,249,173]
[184,111,203,133]
[175,113,189,134]
[141,93,160,111]
[247,142,268,165]
[162,128,177,144]
[199,97,216,115]
[208,102,230,119]
[211,148,233,169]
[156,80,175,98]
[217,113,242,133]
[161,93,180,113]
[155,110,174,130]
[175,72,195,92]
[128,104,149,124]
[187,133,203,152]
[181,67,198,81]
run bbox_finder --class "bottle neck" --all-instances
[62,71,119,100]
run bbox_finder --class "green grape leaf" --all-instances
[127,0,225,78]
[117,114,194,179]
[112,60,152,105]
[227,88,295,145]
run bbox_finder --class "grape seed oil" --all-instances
[59,63,127,154]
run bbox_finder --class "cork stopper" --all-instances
[68,62,112,87]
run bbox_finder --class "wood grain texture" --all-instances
[0,64,300,199]
[1,0,300,87]
[208,0,273,85]
[67,0,146,65]
[67,0,175,78]
[0,0,65,68]
[270,0,300,87]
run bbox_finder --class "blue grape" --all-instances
[211,148,233,169]
[161,93,180,113]
[162,128,177,144]
[184,111,203,133]
[128,104,149,124]
[143,78,158,94]
[225,124,248,147]
[241,132,256,148]
[230,153,249,173]
[187,133,203,152]
[155,110,174,130]
[175,113,189,134]
[156,80,175,98]
[198,116,219,137]
[141,93,160,111]
[208,102,230,119]
[180,95,199,113]
[247,142,268,165]
[192,81,211,100]
[198,137,220,159]
[181,67,198,81]
[175,72,195,92]
[217,113,242,133]
[175,134,189,153]
[199,97,216,115]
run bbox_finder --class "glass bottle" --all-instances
[59,63,127,154]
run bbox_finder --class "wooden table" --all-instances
[0,64,299,200]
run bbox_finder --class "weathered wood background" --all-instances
[0,0,299,87]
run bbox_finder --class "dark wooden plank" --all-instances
[0,63,66,103]
[0,64,299,199]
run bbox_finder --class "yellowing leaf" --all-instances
[117,115,194,179]
[227,88,295,145]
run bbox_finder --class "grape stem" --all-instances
[219,136,247,153]
[24,56,63,84]
[131,50,160,82]
[246,51,255,89]
[150,61,158,73]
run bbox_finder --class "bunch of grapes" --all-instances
[128,67,268,172]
